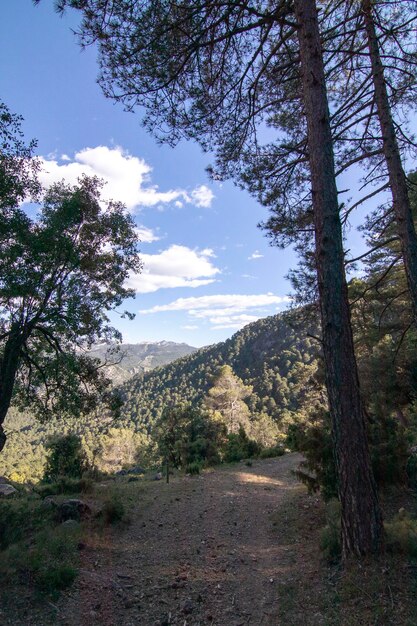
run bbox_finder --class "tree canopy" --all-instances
[0,99,40,212]
[0,168,141,452]
[204,365,252,434]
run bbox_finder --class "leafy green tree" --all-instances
[154,404,190,469]
[224,426,260,463]
[204,365,252,434]
[93,427,151,474]
[0,174,141,452]
[154,403,226,469]
[248,412,280,448]
[43,433,87,481]
[0,100,40,212]
[182,407,227,467]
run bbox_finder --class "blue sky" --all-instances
[1,0,297,347]
[1,2,415,347]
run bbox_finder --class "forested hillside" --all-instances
[0,340,197,482]
[3,256,417,487]
[118,311,321,432]
[1,310,320,482]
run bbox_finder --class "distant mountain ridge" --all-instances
[88,341,198,384]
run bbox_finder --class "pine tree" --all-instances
[56,0,383,556]
[205,365,252,434]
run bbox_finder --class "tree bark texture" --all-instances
[0,325,25,452]
[362,0,417,325]
[293,0,383,557]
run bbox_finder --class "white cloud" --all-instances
[188,185,214,208]
[248,251,264,260]
[181,325,199,330]
[140,293,288,314]
[200,248,216,258]
[140,293,291,330]
[209,314,260,330]
[134,226,160,244]
[39,146,214,212]
[127,245,220,293]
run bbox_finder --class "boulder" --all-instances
[61,519,80,528]
[129,466,145,475]
[116,466,145,476]
[41,496,58,510]
[0,476,8,484]
[0,484,17,497]
[57,499,92,522]
[154,472,163,481]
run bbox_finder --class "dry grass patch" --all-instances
[269,485,417,625]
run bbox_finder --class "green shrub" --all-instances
[101,497,125,524]
[319,499,341,562]
[36,477,93,497]
[287,418,338,501]
[246,437,261,458]
[0,501,24,550]
[35,565,77,594]
[224,426,260,463]
[385,510,417,558]
[0,513,79,598]
[259,444,285,459]
[154,404,226,470]
[24,525,79,596]
[185,434,222,467]
[43,433,88,482]
[286,412,412,500]
[0,499,55,550]
[370,417,410,487]
[186,461,202,475]
[223,434,245,462]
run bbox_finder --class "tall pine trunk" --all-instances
[362,0,417,324]
[293,0,383,557]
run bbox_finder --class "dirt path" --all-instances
[58,453,315,626]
